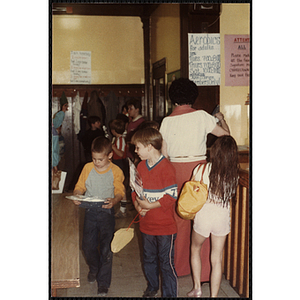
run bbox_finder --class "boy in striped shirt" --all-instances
[110,119,128,217]
[131,128,178,298]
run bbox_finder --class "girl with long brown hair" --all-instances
[187,136,239,297]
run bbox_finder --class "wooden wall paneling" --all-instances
[231,185,240,288]
[222,167,249,298]
[244,189,250,298]
[237,187,246,295]
[52,84,145,98]
[51,194,80,293]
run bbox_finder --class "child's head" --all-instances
[210,135,238,167]
[131,128,162,161]
[137,120,159,131]
[60,92,69,112]
[116,113,129,125]
[88,116,101,129]
[131,128,162,151]
[91,136,113,171]
[91,136,112,155]
[109,119,126,136]
[121,104,128,115]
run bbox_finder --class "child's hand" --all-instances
[136,195,161,210]
[103,194,122,209]
[102,198,114,209]
[139,208,150,217]
[73,190,82,205]
[136,196,151,210]
[134,201,149,216]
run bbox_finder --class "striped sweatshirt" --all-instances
[132,155,178,236]
[75,161,125,211]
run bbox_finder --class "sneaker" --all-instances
[97,286,108,296]
[87,272,96,283]
[115,210,127,218]
[143,289,158,298]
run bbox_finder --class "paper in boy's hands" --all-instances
[128,158,144,199]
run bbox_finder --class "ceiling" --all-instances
[52,3,160,17]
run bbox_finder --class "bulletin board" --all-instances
[188,33,220,86]
[224,35,250,86]
[70,51,91,84]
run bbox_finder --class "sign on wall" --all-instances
[70,51,91,84]
[188,33,220,86]
[224,35,250,86]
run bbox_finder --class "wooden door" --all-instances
[152,58,166,123]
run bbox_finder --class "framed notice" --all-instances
[188,33,220,86]
[70,51,91,84]
[224,35,250,86]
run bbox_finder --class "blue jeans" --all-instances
[141,233,178,297]
[82,209,115,288]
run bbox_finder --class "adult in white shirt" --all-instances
[159,78,229,278]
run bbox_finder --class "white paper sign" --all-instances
[70,51,91,84]
[188,33,220,86]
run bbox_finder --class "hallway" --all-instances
[55,203,240,298]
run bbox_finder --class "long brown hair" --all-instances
[208,136,239,206]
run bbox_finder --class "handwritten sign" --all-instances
[70,51,91,84]
[224,35,250,86]
[188,33,220,86]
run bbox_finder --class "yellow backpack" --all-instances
[177,164,208,220]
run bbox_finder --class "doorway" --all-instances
[152,58,166,124]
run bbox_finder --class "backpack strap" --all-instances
[200,163,207,183]
[192,163,207,181]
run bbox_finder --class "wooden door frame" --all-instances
[152,58,166,123]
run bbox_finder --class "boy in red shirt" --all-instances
[131,128,178,298]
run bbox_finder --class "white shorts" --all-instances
[193,201,230,238]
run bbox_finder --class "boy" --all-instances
[73,136,125,296]
[131,128,178,298]
[110,119,127,169]
[82,115,105,162]
[109,119,128,218]
[126,98,145,160]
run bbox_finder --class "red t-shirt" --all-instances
[132,156,178,235]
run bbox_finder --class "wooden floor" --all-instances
[55,203,240,298]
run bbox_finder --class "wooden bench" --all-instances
[51,193,80,297]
